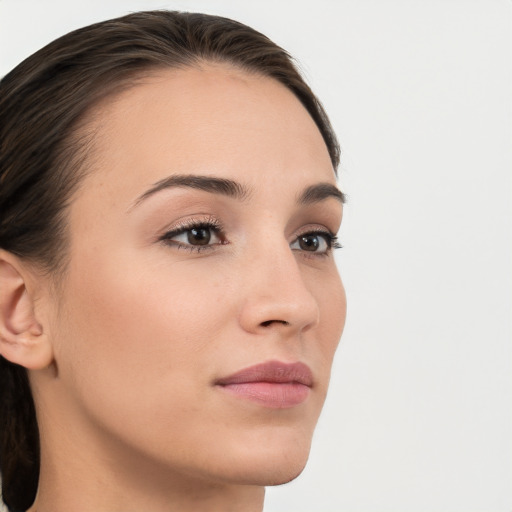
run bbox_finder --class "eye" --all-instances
[290,231,341,255]
[159,220,224,251]
[172,225,220,246]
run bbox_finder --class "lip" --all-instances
[215,360,313,409]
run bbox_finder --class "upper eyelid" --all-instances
[159,216,222,236]
[292,224,338,238]
[164,224,222,238]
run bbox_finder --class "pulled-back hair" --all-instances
[0,10,340,511]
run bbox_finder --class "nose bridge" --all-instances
[238,237,319,334]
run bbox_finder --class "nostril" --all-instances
[261,320,289,327]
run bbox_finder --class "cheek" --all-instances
[312,270,346,372]
[54,252,232,420]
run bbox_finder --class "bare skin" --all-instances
[0,64,346,512]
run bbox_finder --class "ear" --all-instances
[0,251,53,370]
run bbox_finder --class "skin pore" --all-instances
[8,64,346,512]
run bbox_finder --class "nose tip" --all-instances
[238,264,320,336]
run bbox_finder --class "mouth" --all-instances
[215,360,313,409]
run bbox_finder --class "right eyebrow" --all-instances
[129,174,250,210]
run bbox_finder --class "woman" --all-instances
[0,10,346,512]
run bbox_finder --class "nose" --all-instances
[238,243,320,336]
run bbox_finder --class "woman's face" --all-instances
[37,64,346,487]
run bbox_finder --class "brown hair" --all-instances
[0,10,340,511]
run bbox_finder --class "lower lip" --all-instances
[217,382,310,409]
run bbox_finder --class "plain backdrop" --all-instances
[1,1,511,511]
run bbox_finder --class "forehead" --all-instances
[75,64,336,209]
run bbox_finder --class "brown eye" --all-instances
[290,231,338,255]
[161,221,223,250]
[187,227,211,245]
[298,234,321,251]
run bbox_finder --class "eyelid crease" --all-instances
[292,222,339,241]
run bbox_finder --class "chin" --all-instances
[246,455,310,487]
[261,463,309,487]
[214,435,313,487]
[218,459,309,488]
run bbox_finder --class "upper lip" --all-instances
[216,360,314,387]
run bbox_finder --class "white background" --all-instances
[1,1,511,511]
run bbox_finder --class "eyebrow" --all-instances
[131,174,249,209]
[298,183,346,205]
[130,174,345,209]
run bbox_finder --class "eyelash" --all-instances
[158,218,342,256]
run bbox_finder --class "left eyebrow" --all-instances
[297,183,346,205]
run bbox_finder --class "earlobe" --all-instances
[0,253,53,370]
